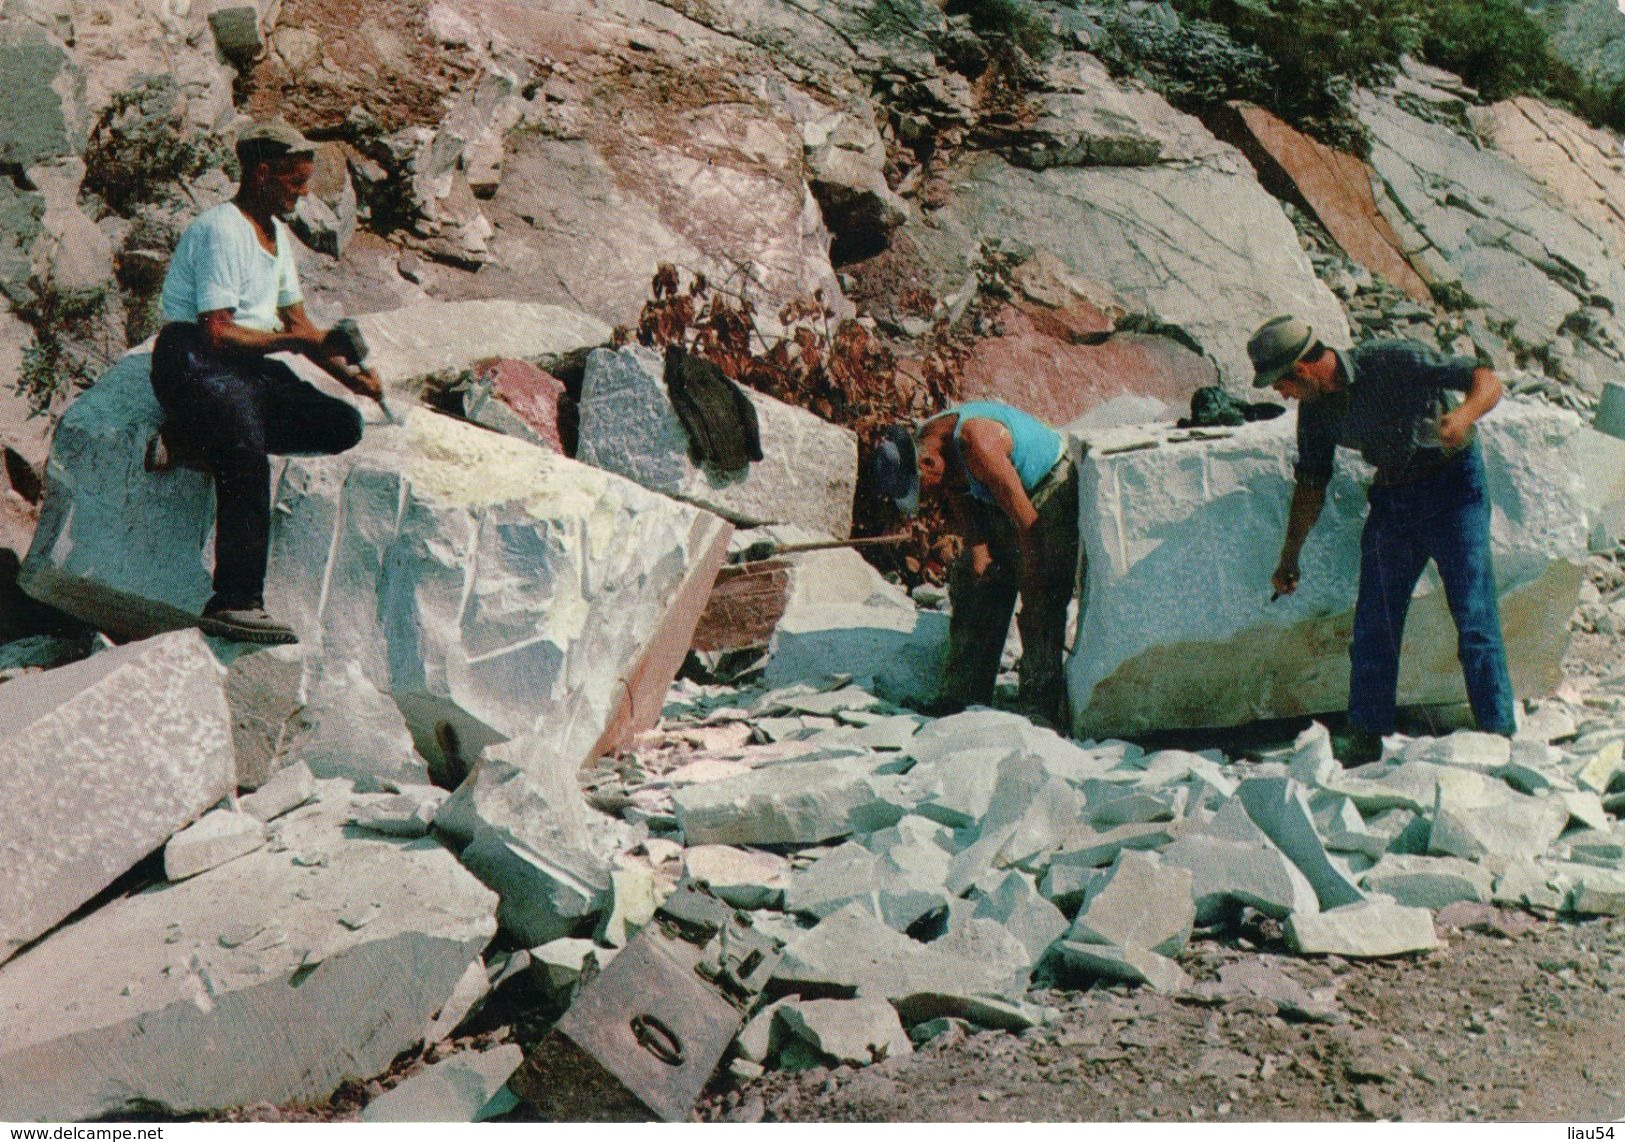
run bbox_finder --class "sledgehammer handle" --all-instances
[734,532,912,563]
[769,532,912,556]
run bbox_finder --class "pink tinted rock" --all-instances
[958,302,1216,427]
[1215,103,1433,306]
[472,358,571,454]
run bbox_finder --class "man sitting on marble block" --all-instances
[872,401,1079,727]
[150,119,382,646]
[1250,315,1516,764]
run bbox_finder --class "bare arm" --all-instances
[198,307,323,358]
[1272,481,1326,596]
[958,419,1045,598]
[1438,366,1501,449]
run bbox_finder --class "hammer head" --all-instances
[330,318,370,366]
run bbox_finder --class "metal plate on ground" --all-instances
[515,929,742,1122]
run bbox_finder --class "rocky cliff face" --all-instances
[2,0,1624,568]
[1530,0,1625,88]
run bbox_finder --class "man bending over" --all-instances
[873,401,1079,726]
[1250,315,1514,763]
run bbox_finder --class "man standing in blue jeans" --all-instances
[152,119,381,644]
[1249,316,1516,764]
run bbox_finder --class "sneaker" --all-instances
[1332,728,1384,767]
[198,604,298,645]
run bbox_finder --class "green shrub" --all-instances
[1419,0,1552,103]
[1096,9,1276,110]
[82,76,230,215]
[1545,58,1625,136]
[944,0,1057,62]
[1428,280,1476,313]
[1172,0,1423,143]
[13,281,108,418]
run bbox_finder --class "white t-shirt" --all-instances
[160,202,302,333]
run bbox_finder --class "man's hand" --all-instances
[968,542,996,580]
[1437,407,1472,450]
[1271,559,1301,597]
[345,366,383,402]
[1437,366,1502,450]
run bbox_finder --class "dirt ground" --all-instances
[697,909,1625,1124]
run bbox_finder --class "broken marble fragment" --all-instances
[776,998,913,1066]
[164,809,267,882]
[1285,900,1439,958]
[0,781,497,1120]
[361,1045,523,1123]
[1067,850,1194,958]
[681,844,790,909]
[1052,941,1190,992]
[239,762,316,822]
[1,629,235,962]
[1360,853,1494,910]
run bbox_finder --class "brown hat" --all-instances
[236,119,315,159]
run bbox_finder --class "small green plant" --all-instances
[82,76,231,215]
[13,280,109,418]
[1096,9,1276,111]
[1428,280,1476,313]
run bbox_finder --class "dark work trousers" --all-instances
[943,457,1081,725]
[150,322,363,610]
[1348,445,1517,736]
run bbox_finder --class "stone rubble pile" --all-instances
[0,777,500,1121]
[538,666,1624,1081]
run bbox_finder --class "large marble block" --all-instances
[1066,402,1589,737]
[21,350,731,786]
[352,300,611,394]
[0,629,235,963]
[577,345,858,538]
[0,782,498,1120]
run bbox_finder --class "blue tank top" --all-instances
[941,401,1065,504]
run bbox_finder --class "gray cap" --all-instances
[871,423,920,517]
[1247,315,1315,388]
[236,119,316,158]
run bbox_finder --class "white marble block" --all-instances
[1066,402,1588,737]
[0,629,235,963]
[21,349,731,788]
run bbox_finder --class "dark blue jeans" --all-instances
[151,322,363,610]
[1348,446,1516,736]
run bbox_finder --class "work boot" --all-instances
[198,603,298,645]
[1332,727,1383,767]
